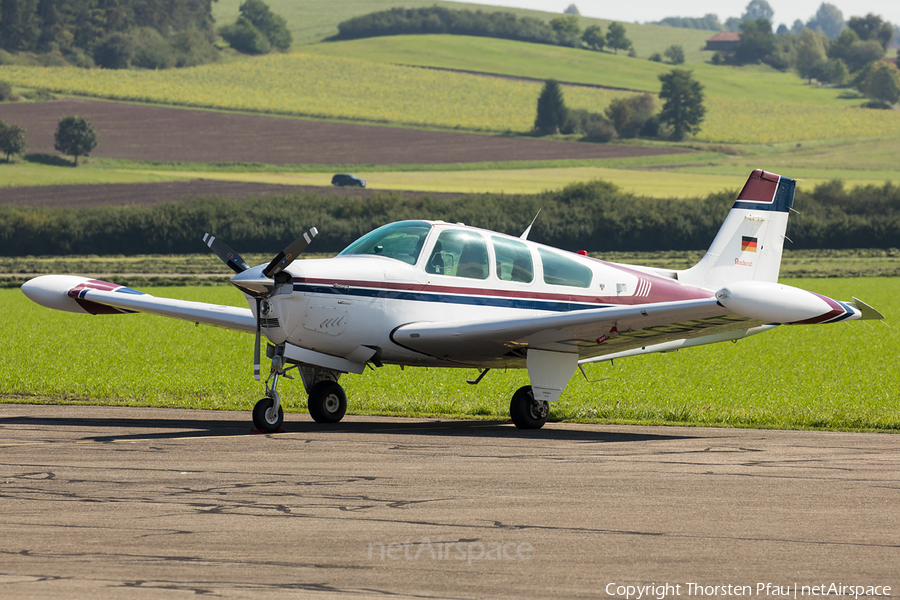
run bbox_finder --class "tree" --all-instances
[0,120,26,162]
[862,61,900,105]
[806,3,844,39]
[581,24,604,51]
[550,15,580,47]
[54,115,98,166]
[563,4,579,16]
[664,44,685,64]
[847,14,894,51]
[796,28,828,82]
[534,79,568,135]
[731,19,776,64]
[605,22,632,54]
[741,0,774,23]
[93,32,134,69]
[237,0,292,51]
[845,40,886,73]
[658,69,706,141]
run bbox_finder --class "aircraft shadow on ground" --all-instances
[0,415,695,444]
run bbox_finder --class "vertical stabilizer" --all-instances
[679,169,795,290]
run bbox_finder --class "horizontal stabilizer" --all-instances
[850,297,885,321]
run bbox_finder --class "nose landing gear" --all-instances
[252,345,291,433]
[251,344,350,432]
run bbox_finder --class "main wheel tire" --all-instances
[509,385,549,429]
[308,381,347,423]
[252,397,284,432]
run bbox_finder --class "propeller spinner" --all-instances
[202,227,318,379]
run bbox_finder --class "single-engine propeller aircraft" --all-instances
[22,170,883,431]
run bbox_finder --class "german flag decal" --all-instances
[741,236,758,252]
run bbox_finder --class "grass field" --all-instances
[1,154,896,198]
[1,278,895,430]
[128,166,884,197]
[309,35,864,105]
[5,49,899,145]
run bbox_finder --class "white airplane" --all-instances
[22,170,883,432]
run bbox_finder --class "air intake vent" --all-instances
[259,317,280,329]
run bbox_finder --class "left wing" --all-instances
[390,297,756,365]
[21,275,256,332]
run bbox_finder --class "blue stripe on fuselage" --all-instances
[293,283,611,313]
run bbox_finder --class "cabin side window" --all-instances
[425,230,489,280]
[492,236,534,283]
[538,248,592,288]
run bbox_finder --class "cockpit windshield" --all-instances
[338,221,433,265]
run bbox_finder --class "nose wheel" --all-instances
[509,385,549,429]
[253,394,284,432]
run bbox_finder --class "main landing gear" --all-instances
[251,345,349,433]
[509,385,549,430]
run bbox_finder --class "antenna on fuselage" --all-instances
[520,208,542,240]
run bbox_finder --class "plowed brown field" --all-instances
[0,98,686,165]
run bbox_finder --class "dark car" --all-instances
[332,174,366,187]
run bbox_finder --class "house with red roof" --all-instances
[703,32,741,51]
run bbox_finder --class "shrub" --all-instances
[604,93,655,138]
[131,27,176,69]
[664,44,685,64]
[171,27,218,67]
[648,52,662,62]
[563,108,616,142]
[93,32,134,69]
[220,20,271,55]
[0,80,14,101]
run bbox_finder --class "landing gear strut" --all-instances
[252,345,290,433]
[509,385,549,430]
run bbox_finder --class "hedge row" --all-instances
[1,180,897,256]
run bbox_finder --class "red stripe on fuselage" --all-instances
[293,272,712,307]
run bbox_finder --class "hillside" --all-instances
[210,0,711,60]
[308,35,864,106]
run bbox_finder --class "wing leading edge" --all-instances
[21,275,256,332]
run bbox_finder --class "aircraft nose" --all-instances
[230,265,273,297]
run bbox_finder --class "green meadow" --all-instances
[309,35,863,105]
[211,0,713,60]
[2,277,895,431]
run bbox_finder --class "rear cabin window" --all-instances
[492,236,534,283]
[425,230,489,280]
[538,248,592,288]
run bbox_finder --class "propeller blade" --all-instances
[263,227,318,279]
[203,233,250,274]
